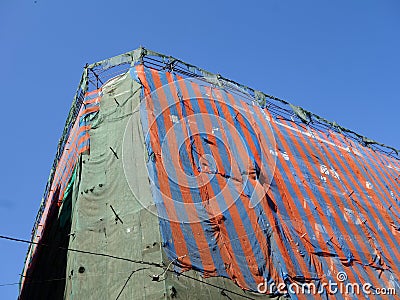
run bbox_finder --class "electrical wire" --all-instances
[115,268,149,300]
[0,235,163,269]
[1,234,256,299]
[0,269,153,288]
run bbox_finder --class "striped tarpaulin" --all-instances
[22,89,101,281]
[54,88,102,205]
[77,89,102,154]
[133,65,399,298]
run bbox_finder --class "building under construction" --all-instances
[20,48,399,299]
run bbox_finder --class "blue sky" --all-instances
[0,0,399,298]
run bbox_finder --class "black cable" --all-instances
[115,268,149,300]
[1,275,67,288]
[0,235,163,269]
[2,234,256,299]
[0,282,19,287]
[0,270,148,289]
[221,289,234,299]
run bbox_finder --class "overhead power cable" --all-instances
[115,268,149,300]
[0,269,153,289]
[1,234,256,299]
[0,235,163,269]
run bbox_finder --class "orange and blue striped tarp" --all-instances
[133,64,400,298]
[22,89,101,281]
[53,88,101,206]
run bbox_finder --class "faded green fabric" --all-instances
[64,72,165,299]
[254,90,266,107]
[47,160,75,229]
[59,167,76,228]
[63,71,279,299]
[88,48,143,70]
[289,104,312,124]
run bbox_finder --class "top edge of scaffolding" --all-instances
[84,46,398,157]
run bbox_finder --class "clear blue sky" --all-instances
[1,0,399,298]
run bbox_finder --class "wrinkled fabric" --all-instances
[136,65,400,297]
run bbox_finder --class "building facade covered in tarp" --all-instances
[20,48,399,299]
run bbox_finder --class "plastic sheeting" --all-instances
[135,64,400,298]
[63,72,167,299]
[63,71,278,300]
